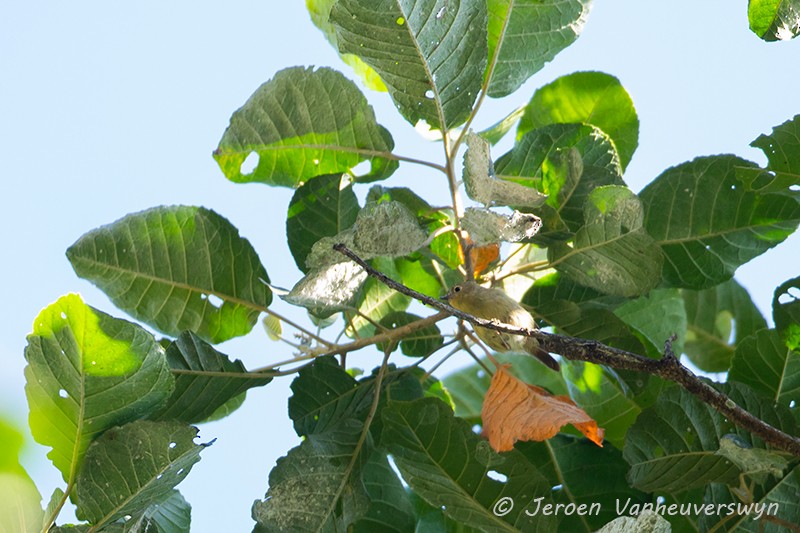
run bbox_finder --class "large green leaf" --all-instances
[252,420,371,531]
[347,257,412,337]
[0,472,42,533]
[378,311,444,357]
[287,173,360,273]
[613,289,687,358]
[486,0,592,98]
[331,0,487,131]
[640,155,800,290]
[517,436,648,531]
[382,398,557,532]
[352,452,416,532]
[748,0,800,41]
[548,186,663,297]
[75,420,209,528]
[517,72,639,170]
[495,123,624,245]
[773,276,800,350]
[729,328,800,412]
[682,279,768,372]
[623,383,798,493]
[135,490,192,533]
[562,361,641,449]
[149,332,272,424]
[24,294,174,482]
[67,205,271,344]
[214,66,396,186]
[306,0,388,92]
[748,114,800,191]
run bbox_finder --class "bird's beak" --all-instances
[440,293,450,301]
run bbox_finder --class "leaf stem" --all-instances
[493,260,551,282]
[334,243,800,457]
[41,482,73,533]
[263,308,334,348]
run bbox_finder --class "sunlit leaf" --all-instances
[486,0,592,97]
[517,71,639,170]
[640,155,800,290]
[214,66,396,186]
[331,0,487,131]
[773,276,800,351]
[67,206,271,344]
[748,0,800,41]
[24,294,174,482]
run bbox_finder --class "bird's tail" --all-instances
[525,339,560,371]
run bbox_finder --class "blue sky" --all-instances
[2,2,798,531]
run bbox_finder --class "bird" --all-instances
[443,281,560,371]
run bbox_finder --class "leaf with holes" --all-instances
[67,205,271,344]
[748,0,800,41]
[548,186,663,297]
[640,155,800,290]
[682,279,767,372]
[287,174,360,273]
[623,383,798,492]
[149,332,271,424]
[24,294,174,483]
[774,276,800,350]
[486,0,592,97]
[214,66,396,186]
[331,0,487,131]
[382,398,557,532]
[75,420,210,528]
[740,114,800,193]
[729,328,800,412]
[517,72,639,170]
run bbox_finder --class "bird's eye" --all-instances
[453,285,461,293]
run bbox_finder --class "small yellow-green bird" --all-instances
[443,281,560,371]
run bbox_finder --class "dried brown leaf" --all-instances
[482,365,604,451]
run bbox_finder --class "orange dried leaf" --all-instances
[457,237,500,277]
[481,365,604,452]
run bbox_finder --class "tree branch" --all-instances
[333,243,800,457]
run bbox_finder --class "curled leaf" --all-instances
[461,208,542,245]
[463,132,547,207]
[481,365,604,451]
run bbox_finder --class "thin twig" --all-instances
[333,243,800,457]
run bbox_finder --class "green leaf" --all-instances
[251,420,370,531]
[729,329,800,412]
[748,0,800,41]
[562,361,641,449]
[67,205,271,344]
[517,72,639,170]
[517,436,649,531]
[352,452,416,532]
[24,294,174,482]
[352,201,428,257]
[773,276,800,350]
[623,383,798,492]
[149,332,271,423]
[287,173,360,273]
[381,398,557,532]
[378,311,443,357]
[548,186,663,297]
[486,0,592,98]
[214,66,396,186]
[462,132,548,208]
[288,356,366,437]
[0,472,42,533]
[135,490,192,533]
[478,105,525,145]
[495,123,624,245]
[442,353,568,423]
[347,257,412,337]
[75,420,210,528]
[306,0,388,92]
[640,155,800,289]
[682,279,768,372]
[331,0,487,131]
[613,289,687,358]
[745,114,800,192]
[396,256,444,298]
